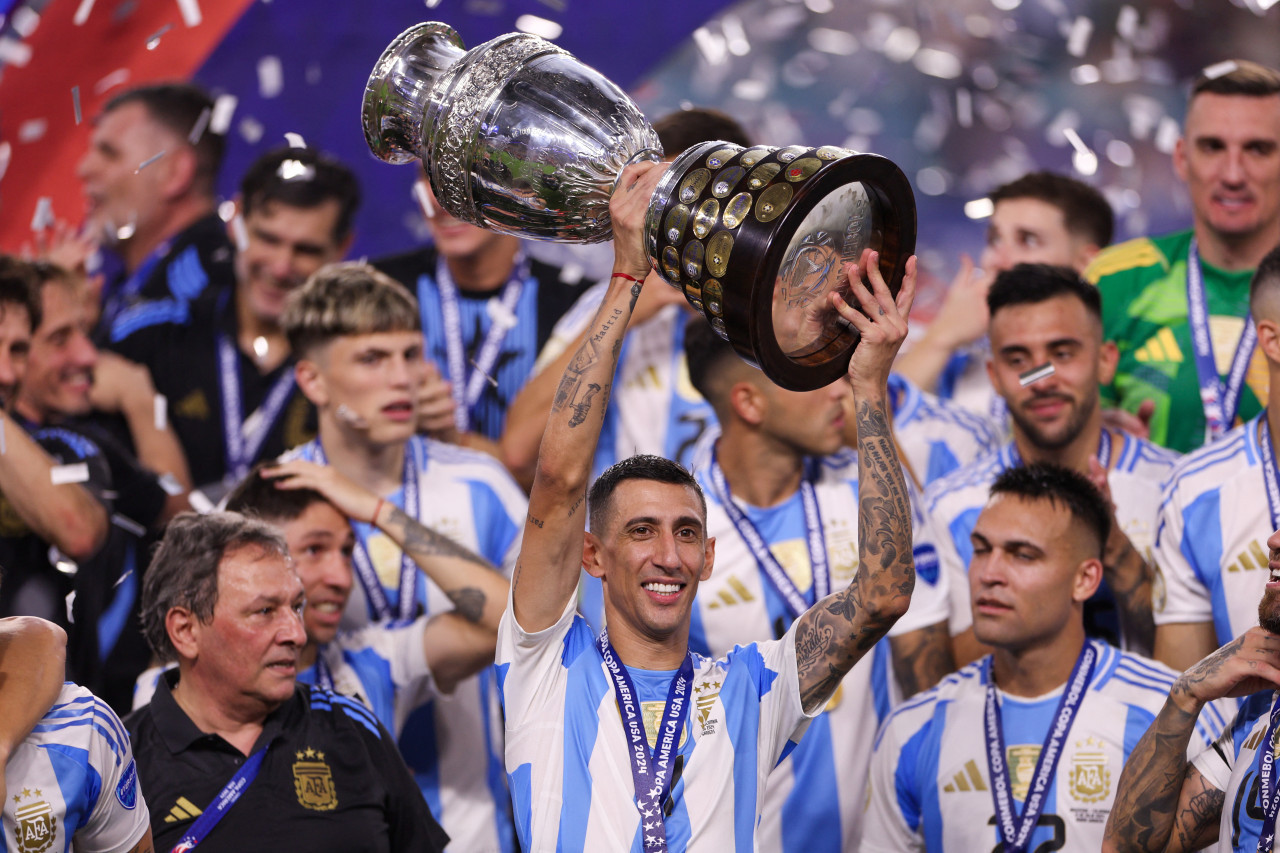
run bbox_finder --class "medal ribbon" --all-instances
[596,631,694,852]
[1256,692,1280,852]
[314,653,335,692]
[169,742,272,852]
[216,331,295,481]
[1259,417,1280,536]
[435,254,528,433]
[311,440,421,623]
[984,642,1098,853]
[706,449,829,620]
[1187,238,1257,442]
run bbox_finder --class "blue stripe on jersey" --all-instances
[467,479,521,567]
[35,708,127,763]
[511,762,533,846]
[399,703,443,826]
[109,298,191,342]
[97,544,138,661]
[339,646,397,727]
[167,244,211,301]
[479,670,516,851]
[895,705,940,836]
[46,742,99,838]
[926,442,962,484]
[331,693,383,737]
[557,653,608,851]
[719,654,766,852]
[948,507,982,573]
[1180,489,1234,644]
[871,641,892,723]
[780,712,840,853]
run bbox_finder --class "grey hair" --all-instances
[140,511,289,662]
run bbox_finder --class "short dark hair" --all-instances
[587,454,706,536]
[987,263,1101,323]
[989,463,1111,557]
[1252,244,1280,315]
[652,107,751,158]
[104,82,225,195]
[240,147,362,243]
[225,463,328,525]
[0,256,44,331]
[1191,60,1280,99]
[140,511,289,662]
[989,171,1114,249]
[683,314,746,412]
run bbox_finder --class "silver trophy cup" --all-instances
[363,22,916,391]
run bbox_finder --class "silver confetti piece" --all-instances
[135,150,167,173]
[188,106,211,144]
[154,394,167,430]
[1019,362,1056,387]
[30,197,54,232]
[73,0,97,26]
[72,85,82,125]
[145,23,172,50]
[175,0,202,28]
[209,94,237,134]
[51,462,90,485]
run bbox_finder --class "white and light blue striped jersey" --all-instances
[285,434,526,853]
[925,430,1179,643]
[687,447,950,852]
[297,618,437,740]
[496,593,817,853]
[3,683,149,853]
[1152,415,1271,647]
[536,285,716,477]
[863,641,1225,852]
[890,373,1004,487]
[1193,690,1277,852]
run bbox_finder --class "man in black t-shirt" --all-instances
[105,146,358,502]
[127,512,448,852]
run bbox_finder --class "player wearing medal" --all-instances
[1150,245,1280,673]
[1085,60,1280,454]
[279,263,527,853]
[1102,522,1280,853]
[925,264,1176,661]
[499,158,919,851]
[863,463,1225,853]
[681,317,954,852]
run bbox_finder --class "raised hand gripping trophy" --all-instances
[363,22,916,391]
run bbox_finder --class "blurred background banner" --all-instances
[0,0,1278,310]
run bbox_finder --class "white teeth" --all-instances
[312,603,340,613]
[644,582,680,594]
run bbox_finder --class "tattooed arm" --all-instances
[1086,457,1155,656]
[513,160,667,633]
[889,620,955,698]
[793,250,919,714]
[1103,627,1280,853]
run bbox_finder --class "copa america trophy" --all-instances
[363,22,916,391]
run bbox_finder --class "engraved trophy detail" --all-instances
[363,22,916,391]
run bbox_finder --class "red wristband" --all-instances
[611,272,641,283]
[370,497,385,526]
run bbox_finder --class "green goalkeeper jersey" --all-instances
[1085,229,1266,453]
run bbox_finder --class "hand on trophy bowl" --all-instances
[363,23,916,391]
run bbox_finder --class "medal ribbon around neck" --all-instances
[707,449,829,620]
[311,440,420,623]
[314,653,335,692]
[216,331,296,481]
[169,741,273,853]
[435,253,529,434]
[1187,238,1257,443]
[1255,692,1280,853]
[983,642,1098,853]
[596,631,694,852]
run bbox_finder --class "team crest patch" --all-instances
[694,679,722,736]
[1068,736,1111,803]
[12,788,56,853]
[116,758,138,810]
[1006,744,1041,802]
[293,749,337,811]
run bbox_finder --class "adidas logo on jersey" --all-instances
[1226,540,1270,574]
[165,797,204,823]
[1134,328,1184,365]
[705,576,757,609]
[942,759,989,793]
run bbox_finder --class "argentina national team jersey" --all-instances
[688,447,949,852]
[1153,415,1273,648]
[3,683,149,853]
[285,435,526,853]
[926,430,1179,644]
[863,641,1226,852]
[496,592,817,852]
[1194,691,1280,852]
[889,373,1004,486]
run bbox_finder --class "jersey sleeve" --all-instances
[1191,722,1241,795]
[749,623,821,768]
[496,586,589,724]
[1151,485,1214,625]
[73,699,150,853]
[862,715,927,852]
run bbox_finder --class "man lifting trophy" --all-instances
[362,22,916,390]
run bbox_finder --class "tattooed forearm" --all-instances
[1104,535,1155,655]
[388,506,495,571]
[890,622,955,698]
[1103,698,1206,852]
[446,587,487,624]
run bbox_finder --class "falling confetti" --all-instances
[95,68,130,95]
[1019,362,1056,387]
[175,0,202,27]
[73,0,97,26]
[188,106,211,144]
[50,463,90,485]
[135,150,167,173]
[209,94,237,134]
[11,7,40,38]
[30,197,54,232]
[284,131,307,148]
[0,142,10,183]
[17,118,46,143]
[258,56,284,99]
[72,86,82,125]
[239,117,264,144]
[0,38,33,67]
[145,23,173,50]
[154,394,167,430]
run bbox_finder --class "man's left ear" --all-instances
[294,359,328,407]
[582,531,604,580]
[161,147,200,201]
[1098,340,1119,386]
[1073,557,1104,603]
[699,536,716,582]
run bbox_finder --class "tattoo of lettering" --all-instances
[527,514,545,529]
[794,398,915,712]
[446,587,486,623]
[389,506,494,571]
[890,622,955,698]
[567,495,585,517]
[1103,700,1206,852]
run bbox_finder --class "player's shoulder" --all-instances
[1162,420,1256,496]
[1112,432,1182,477]
[1085,232,1182,284]
[1090,643,1179,705]
[302,684,389,742]
[30,683,129,755]
[876,660,985,747]
[923,447,1006,511]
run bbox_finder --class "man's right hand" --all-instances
[1171,626,1280,713]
